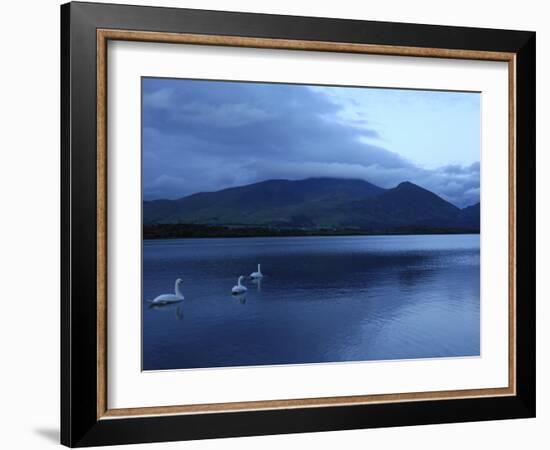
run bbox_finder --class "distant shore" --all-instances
[143,223,480,240]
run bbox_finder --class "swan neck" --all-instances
[257,264,261,273]
[175,280,184,298]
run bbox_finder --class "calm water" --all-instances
[142,234,480,370]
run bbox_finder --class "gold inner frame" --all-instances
[96,29,517,420]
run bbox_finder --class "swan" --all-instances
[250,264,263,279]
[151,278,185,304]
[231,276,247,295]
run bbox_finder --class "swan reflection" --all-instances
[148,302,183,320]
[232,293,247,304]
[251,278,262,292]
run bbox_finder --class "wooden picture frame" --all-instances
[61,1,535,447]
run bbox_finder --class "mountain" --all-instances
[460,202,481,228]
[144,178,383,227]
[143,177,479,233]
[326,181,451,229]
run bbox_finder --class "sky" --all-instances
[142,78,480,207]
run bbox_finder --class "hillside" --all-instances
[143,177,479,236]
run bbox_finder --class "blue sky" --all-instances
[142,78,480,207]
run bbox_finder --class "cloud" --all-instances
[409,162,480,207]
[142,79,480,207]
[143,87,174,109]
[172,102,273,128]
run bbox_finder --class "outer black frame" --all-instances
[61,2,536,447]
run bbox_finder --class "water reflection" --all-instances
[148,302,184,320]
[251,278,262,292]
[398,266,435,287]
[232,293,247,304]
[143,235,480,370]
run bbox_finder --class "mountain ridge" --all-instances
[143,177,479,234]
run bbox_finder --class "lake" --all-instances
[142,234,480,370]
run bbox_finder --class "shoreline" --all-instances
[143,224,480,240]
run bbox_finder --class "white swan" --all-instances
[151,278,185,304]
[250,264,263,279]
[231,276,247,295]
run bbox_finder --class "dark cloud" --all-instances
[142,78,479,208]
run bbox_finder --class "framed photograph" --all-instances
[61,2,536,447]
